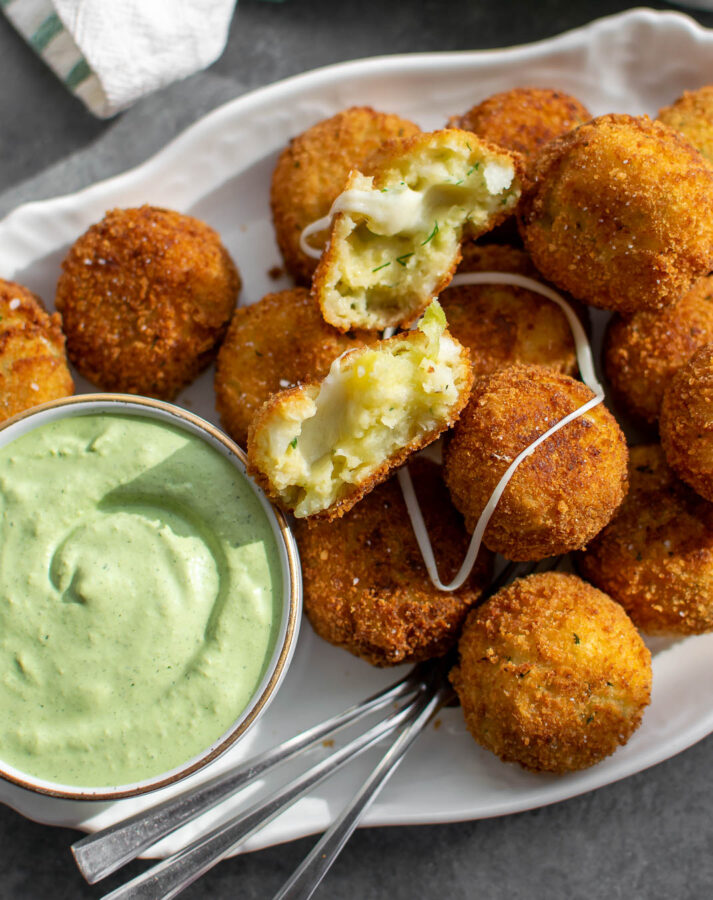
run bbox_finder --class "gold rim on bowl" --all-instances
[0,394,302,801]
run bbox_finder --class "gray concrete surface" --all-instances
[1,1,713,898]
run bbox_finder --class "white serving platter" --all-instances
[0,6,712,858]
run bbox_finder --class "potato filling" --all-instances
[249,302,472,517]
[313,130,520,331]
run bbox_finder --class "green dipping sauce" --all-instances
[0,412,283,787]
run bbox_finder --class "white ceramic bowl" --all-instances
[0,394,301,801]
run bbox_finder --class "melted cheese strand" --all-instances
[399,271,605,592]
[449,271,602,393]
[300,214,333,259]
[299,183,425,261]
[292,230,605,589]
[399,392,603,591]
[299,176,461,262]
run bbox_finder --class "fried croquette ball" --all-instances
[442,244,578,378]
[450,571,651,774]
[247,301,473,519]
[658,86,713,165]
[660,343,713,502]
[449,87,590,164]
[312,129,523,331]
[443,365,628,561]
[0,280,73,421]
[604,276,713,424]
[295,458,492,666]
[519,114,713,314]
[578,445,713,635]
[457,241,539,277]
[270,107,420,285]
[215,288,374,446]
[55,206,240,400]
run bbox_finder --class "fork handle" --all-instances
[273,682,452,900]
[73,670,420,884]
[100,690,431,900]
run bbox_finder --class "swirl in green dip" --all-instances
[0,413,282,787]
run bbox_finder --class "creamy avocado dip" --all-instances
[0,412,282,787]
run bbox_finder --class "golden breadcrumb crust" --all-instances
[450,571,651,773]
[215,288,374,446]
[296,457,492,666]
[247,319,474,521]
[270,106,420,285]
[457,241,539,277]
[311,129,524,331]
[660,343,713,502]
[519,115,713,314]
[578,444,713,635]
[443,365,628,560]
[604,276,713,424]
[55,205,240,400]
[449,88,589,246]
[449,87,590,164]
[658,85,713,165]
[441,244,579,379]
[0,280,73,422]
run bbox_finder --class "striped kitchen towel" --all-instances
[1,0,237,118]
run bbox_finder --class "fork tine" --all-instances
[270,557,555,900]
[100,687,435,900]
[273,680,453,900]
[73,665,425,884]
[74,559,555,887]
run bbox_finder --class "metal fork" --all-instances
[73,665,430,883]
[73,559,541,899]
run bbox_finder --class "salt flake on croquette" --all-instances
[0,280,74,422]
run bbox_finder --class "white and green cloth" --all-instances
[1,0,237,118]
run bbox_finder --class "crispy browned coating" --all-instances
[295,458,493,666]
[309,130,523,333]
[578,445,713,635]
[449,87,590,164]
[270,107,420,285]
[450,88,590,248]
[248,377,467,523]
[604,276,713,424]
[357,128,523,243]
[214,288,374,446]
[450,571,651,774]
[519,115,713,314]
[443,365,628,560]
[247,324,474,521]
[442,244,578,378]
[457,242,539,277]
[55,206,240,400]
[0,280,73,422]
[660,344,713,502]
[658,86,713,165]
